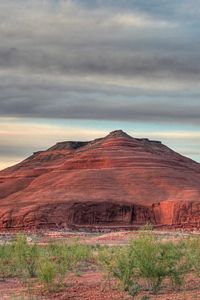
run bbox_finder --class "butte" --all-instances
[0,130,200,231]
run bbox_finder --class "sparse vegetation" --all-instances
[37,257,56,290]
[0,231,199,298]
[140,222,154,231]
[0,234,92,291]
[183,236,200,276]
[98,232,199,296]
[13,234,39,278]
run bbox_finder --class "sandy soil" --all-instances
[0,271,199,300]
[1,229,199,246]
[0,230,200,299]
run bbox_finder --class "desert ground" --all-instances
[0,229,200,300]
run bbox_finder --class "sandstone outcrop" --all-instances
[0,130,200,231]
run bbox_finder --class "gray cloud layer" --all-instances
[0,0,200,124]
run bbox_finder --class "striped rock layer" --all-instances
[0,130,200,231]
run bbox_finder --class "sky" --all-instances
[0,0,200,170]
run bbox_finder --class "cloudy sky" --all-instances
[0,0,200,170]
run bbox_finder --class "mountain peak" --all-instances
[106,129,132,139]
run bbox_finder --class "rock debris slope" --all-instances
[0,130,200,231]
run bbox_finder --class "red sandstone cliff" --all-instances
[0,130,200,231]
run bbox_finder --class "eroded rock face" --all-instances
[0,130,200,231]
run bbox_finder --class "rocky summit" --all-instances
[0,130,200,231]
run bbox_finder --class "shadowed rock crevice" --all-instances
[1,200,199,231]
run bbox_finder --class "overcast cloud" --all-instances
[0,0,200,169]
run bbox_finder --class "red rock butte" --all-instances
[0,129,200,231]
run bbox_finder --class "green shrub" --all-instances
[129,233,188,293]
[0,243,17,278]
[98,246,117,276]
[69,243,92,268]
[37,258,56,290]
[37,241,92,289]
[140,223,154,231]
[98,246,139,295]
[0,234,39,279]
[98,233,190,295]
[13,234,39,278]
[46,242,91,271]
[141,296,150,300]
[184,237,200,277]
[109,247,136,292]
